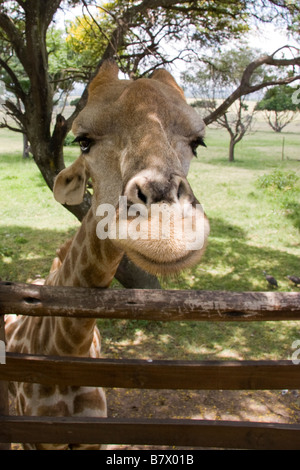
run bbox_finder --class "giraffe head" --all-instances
[54,60,209,275]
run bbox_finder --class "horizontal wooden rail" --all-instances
[1,282,300,321]
[0,416,299,449]
[1,353,300,390]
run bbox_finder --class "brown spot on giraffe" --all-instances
[79,244,88,267]
[38,384,57,399]
[73,389,106,415]
[37,400,71,416]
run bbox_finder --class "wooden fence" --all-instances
[0,281,300,450]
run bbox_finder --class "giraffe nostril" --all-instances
[177,181,185,200]
[137,186,147,205]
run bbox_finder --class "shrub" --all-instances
[64,134,76,147]
[256,169,299,191]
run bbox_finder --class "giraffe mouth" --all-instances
[123,244,208,276]
[104,201,210,275]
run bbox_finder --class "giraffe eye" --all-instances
[73,136,94,154]
[190,137,207,157]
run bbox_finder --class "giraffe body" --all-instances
[6,61,209,450]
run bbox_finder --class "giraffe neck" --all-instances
[41,208,123,357]
[47,209,123,288]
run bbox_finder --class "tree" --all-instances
[65,8,115,73]
[203,46,300,126]
[1,1,299,190]
[0,1,74,197]
[192,95,256,161]
[0,23,80,154]
[0,0,254,215]
[1,0,243,288]
[255,85,300,132]
[0,0,300,286]
[218,99,256,162]
[182,44,299,160]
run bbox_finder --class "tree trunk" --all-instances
[115,255,161,289]
[22,134,30,159]
[50,114,69,173]
[274,111,282,132]
[229,137,235,162]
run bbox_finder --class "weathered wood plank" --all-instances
[0,315,10,450]
[1,282,300,321]
[0,416,299,449]
[2,353,300,390]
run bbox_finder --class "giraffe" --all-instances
[5,60,210,450]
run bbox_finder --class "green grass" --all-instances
[0,125,299,362]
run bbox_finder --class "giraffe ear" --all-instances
[53,156,89,205]
[150,69,185,99]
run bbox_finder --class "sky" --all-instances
[248,23,299,54]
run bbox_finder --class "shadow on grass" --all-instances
[162,216,299,293]
[98,314,300,363]
[1,218,299,291]
[0,225,77,282]
[1,222,299,364]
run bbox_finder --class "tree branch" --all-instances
[44,0,63,29]
[204,47,300,125]
[2,99,26,128]
[0,12,28,71]
[0,57,27,103]
[0,119,24,133]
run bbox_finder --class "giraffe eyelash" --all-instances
[73,135,94,154]
[190,137,207,157]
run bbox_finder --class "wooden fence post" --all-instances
[0,314,10,450]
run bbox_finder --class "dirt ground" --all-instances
[104,388,300,450]
[10,387,300,450]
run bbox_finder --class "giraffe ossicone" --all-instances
[6,60,209,450]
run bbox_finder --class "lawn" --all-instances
[0,123,299,363]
